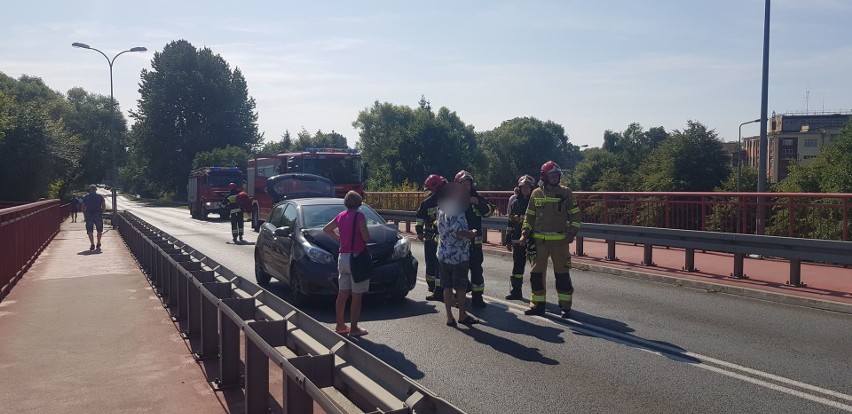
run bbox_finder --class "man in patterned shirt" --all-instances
[437,182,480,327]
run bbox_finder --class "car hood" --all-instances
[302,224,400,260]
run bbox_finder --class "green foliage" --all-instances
[192,145,249,171]
[638,120,730,192]
[476,117,574,189]
[129,40,261,197]
[573,148,621,191]
[353,97,477,190]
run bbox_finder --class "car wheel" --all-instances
[254,249,271,286]
[202,211,209,220]
[252,206,260,232]
[289,266,308,308]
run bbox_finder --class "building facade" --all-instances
[742,112,851,183]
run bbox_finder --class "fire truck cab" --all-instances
[187,166,244,220]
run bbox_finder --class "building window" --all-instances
[804,138,818,148]
[803,155,817,160]
[782,138,795,146]
[781,148,795,156]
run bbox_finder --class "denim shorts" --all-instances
[439,261,470,291]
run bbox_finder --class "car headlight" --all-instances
[204,202,212,207]
[392,236,411,259]
[304,244,336,265]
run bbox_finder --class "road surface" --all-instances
[119,196,852,414]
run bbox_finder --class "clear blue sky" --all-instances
[2,0,851,148]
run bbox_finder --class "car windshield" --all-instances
[267,175,334,202]
[208,174,242,188]
[302,157,362,183]
[300,204,386,229]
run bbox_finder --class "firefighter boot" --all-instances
[525,272,546,316]
[524,303,545,316]
[471,292,486,308]
[505,275,523,300]
[425,287,444,302]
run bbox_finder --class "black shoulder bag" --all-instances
[349,212,373,283]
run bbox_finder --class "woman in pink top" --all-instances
[323,191,371,337]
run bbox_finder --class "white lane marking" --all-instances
[416,279,852,411]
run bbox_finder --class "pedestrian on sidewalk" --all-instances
[521,161,581,318]
[323,191,372,337]
[437,182,479,327]
[69,195,81,223]
[224,183,244,243]
[417,174,448,302]
[81,185,105,251]
[504,175,536,300]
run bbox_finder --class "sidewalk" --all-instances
[0,220,227,414]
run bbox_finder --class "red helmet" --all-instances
[517,174,536,188]
[228,183,237,190]
[540,161,562,180]
[454,170,474,183]
[424,174,447,192]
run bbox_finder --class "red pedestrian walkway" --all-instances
[0,220,228,414]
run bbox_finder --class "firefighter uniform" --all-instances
[505,190,531,300]
[417,193,441,292]
[522,171,581,317]
[225,188,244,243]
[464,189,494,306]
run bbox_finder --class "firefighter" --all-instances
[225,183,244,243]
[520,161,581,318]
[417,174,448,302]
[455,170,494,308]
[504,175,536,300]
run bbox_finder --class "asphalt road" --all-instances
[118,195,852,414]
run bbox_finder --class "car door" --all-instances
[278,204,298,281]
[260,204,285,278]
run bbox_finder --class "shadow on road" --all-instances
[303,298,440,324]
[468,303,566,344]
[457,325,560,365]
[77,249,102,256]
[352,338,426,380]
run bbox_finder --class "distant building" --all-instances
[742,111,851,183]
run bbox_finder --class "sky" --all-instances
[2,0,851,149]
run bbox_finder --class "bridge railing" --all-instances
[366,191,852,241]
[0,200,64,298]
[113,211,466,414]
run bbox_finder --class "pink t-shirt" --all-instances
[335,210,367,254]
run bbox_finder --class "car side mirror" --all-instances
[274,226,292,237]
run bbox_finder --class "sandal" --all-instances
[335,326,350,335]
[446,319,457,327]
[459,316,480,326]
[349,328,369,337]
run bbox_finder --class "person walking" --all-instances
[417,174,448,302]
[81,185,106,251]
[504,175,536,300]
[454,170,494,308]
[224,183,244,243]
[323,191,371,337]
[436,182,479,326]
[521,161,582,318]
[69,195,81,223]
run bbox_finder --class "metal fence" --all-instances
[0,200,65,299]
[365,191,852,241]
[113,211,465,414]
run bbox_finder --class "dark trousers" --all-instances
[424,240,439,290]
[469,244,484,293]
[510,245,526,290]
[230,213,244,240]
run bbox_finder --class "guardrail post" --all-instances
[166,254,190,309]
[606,240,617,261]
[173,261,201,322]
[184,270,216,339]
[642,244,655,266]
[683,248,697,272]
[731,253,747,279]
[284,354,335,414]
[575,236,584,257]
[245,320,288,414]
[195,282,232,361]
[215,297,256,390]
[787,259,805,287]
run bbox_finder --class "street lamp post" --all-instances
[756,0,771,235]
[72,42,146,224]
[738,119,760,192]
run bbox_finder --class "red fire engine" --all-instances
[187,166,244,220]
[247,148,367,230]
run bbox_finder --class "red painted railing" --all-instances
[364,191,852,241]
[0,200,65,298]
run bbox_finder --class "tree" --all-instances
[573,148,621,191]
[130,40,261,197]
[638,120,729,192]
[61,87,128,186]
[477,117,572,189]
[353,98,477,189]
[192,145,249,171]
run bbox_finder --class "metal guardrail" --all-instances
[377,209,852,287]
[113,211,465,414]
[0,200,66,299]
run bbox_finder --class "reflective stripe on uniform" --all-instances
[570,221,582,229]
[530,294,546,302]
[435,279,442,287]
[416,219,425,225]
[525,209,536,216]
[533,233,566,241]
[558,293,573,302]
[425,274,436,282]
[569,207,580,214]
[512,274,524,279]
[471,284,484,292]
